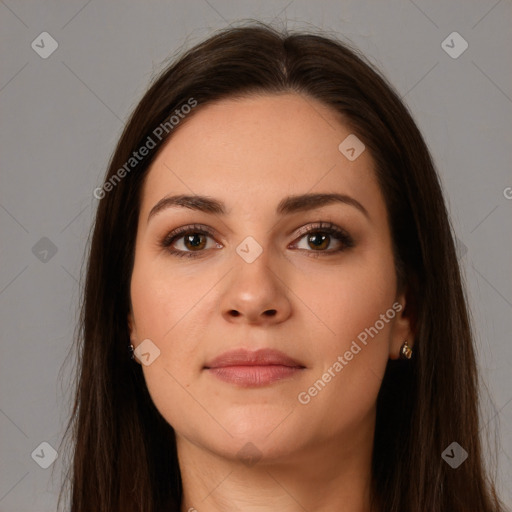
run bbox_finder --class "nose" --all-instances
[220,254,292,326]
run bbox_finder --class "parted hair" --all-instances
[59,21,507,512]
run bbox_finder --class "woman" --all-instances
[59,22,507,512]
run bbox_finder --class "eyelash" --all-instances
[159,222,355,259]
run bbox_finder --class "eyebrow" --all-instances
[147,192,369,224]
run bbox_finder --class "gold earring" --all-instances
[399,340,412,360]
[129,343,135,360]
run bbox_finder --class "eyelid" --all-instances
[288,221,355,250]
[160,223,217,247]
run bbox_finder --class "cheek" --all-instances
[130,269,202,372]
[130,251,205,340]
[291,249,396,420]
[291,244,397,348]
[130,257,216,433]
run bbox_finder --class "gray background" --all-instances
[0,1,511,510]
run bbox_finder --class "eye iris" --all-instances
[308,233,329,250]
[184,233,206,250]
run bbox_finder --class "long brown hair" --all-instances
[59,21,507,512]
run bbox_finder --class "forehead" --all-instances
[140,93,381,219]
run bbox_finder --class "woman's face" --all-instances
[128,93,412,464]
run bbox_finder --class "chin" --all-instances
[218,418,308,460]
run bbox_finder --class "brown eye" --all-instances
[181,233,208,251]
[291,222,355,255]
[305,232,331,251]
[160,224,220,258]
[160,222,354,259]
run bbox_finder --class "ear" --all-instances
[389,288,415,360]
[127,310,142,365]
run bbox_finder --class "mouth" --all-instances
[203,348,306,387]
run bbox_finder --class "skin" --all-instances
[128,93,414,512]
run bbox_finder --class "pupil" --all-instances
[310,233,328,249]
[187,234,203,248]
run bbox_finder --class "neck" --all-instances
[177,411,378,512]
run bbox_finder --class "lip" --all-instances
[204,348,304,369]
[204,348,305,387]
